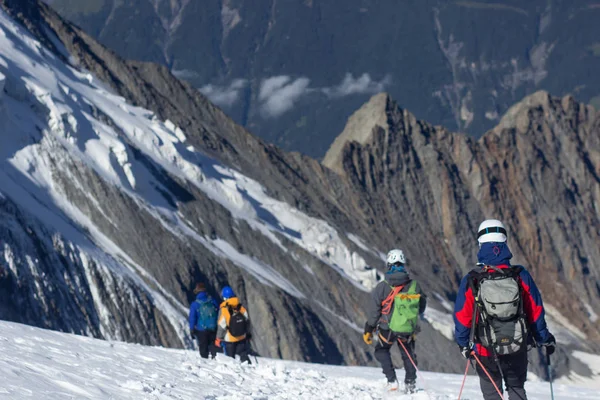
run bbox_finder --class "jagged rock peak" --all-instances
[322,92,398,174]
[494,90,597,135]
[493,90,550,134]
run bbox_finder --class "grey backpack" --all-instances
[469,266,528,355]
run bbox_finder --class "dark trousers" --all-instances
[195,329,217,359]
[476,350,528,400]
[224,339,251,364]
[374,331,417,383]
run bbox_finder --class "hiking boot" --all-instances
[404,380,416,394]
[385,379,399,392]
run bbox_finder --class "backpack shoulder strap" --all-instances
[510,265,524,276]
[228,303,243,313]
[407,280,418,293]
[467,269,483,292]
[224,304,234,324]
[467,267,485,279]
[469,265,514,284]
[467,269,491,305]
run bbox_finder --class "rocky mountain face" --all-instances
[44,0,600,159]
[0,0,599,380]
[325,92,600,340]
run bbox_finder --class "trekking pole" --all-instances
[472,353,504,399]
[397,338,430,395]
[457,360,470,400]
[547,351,555,400]
[458,292,477,400]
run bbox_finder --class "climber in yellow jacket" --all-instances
[215,286,251,363]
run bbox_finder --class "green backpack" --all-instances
[382,280,421,334]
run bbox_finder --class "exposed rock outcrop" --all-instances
[323,93,392,175]
[326,91,600,345]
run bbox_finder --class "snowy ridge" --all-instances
[0,168,189,342]
[2,321,598,400]
[0,101,188,341]
[0,8,377,292]
[423,308,454,341]
[567,351,600,388]
[544,304,588,346]
[200,235,306,298]
[583,303,598,323]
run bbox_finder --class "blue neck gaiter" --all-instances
[386,265,406,274]
[477,242,513,266]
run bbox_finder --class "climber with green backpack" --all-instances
[189,282,219,359]
[363,249,427,393]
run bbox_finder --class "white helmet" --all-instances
[386,249,406,265]
[477,219,507,244]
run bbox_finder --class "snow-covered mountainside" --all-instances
[0,4,382,364]
[2,321,600,400]
[0,5,374,290]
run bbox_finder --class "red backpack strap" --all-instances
[381,284,405,315]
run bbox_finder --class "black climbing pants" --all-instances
[224,339,251,364]
[374,330,417,383]
[194,329,217,359]
[476,350,528,400]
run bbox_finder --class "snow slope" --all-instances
[0,6,376,293]
[1,321,598,400]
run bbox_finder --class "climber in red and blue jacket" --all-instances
[453,219,555,400]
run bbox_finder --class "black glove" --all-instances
[246,332,252,340]
[190,329,196,337]
[459,345,474,359]
[542,333,556,355]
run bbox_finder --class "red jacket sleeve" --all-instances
[519,268,551,343]
[453,274,474,347]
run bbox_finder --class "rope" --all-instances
[473,353,504,399]
[397,338,430,396]
[457,360,470,400]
